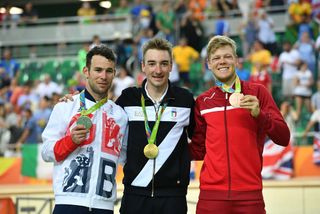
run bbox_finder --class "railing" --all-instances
[0,5,289,48]
[16,197,54,214]
[0,14,132,47]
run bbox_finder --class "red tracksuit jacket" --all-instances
[189,81,290,201]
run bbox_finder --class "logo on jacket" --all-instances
[134,110,144,118]
[102,112,123,156]
[171,108,177,119]
[204,92,215,102]
[63,147,93,193]
[106,104,113,115]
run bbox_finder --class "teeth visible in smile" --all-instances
[218,68,229,72]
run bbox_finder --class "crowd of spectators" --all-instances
[0,1,38,29]
[1,0,320,156]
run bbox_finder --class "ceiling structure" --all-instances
[1,0,82,7]
[0,0,108,18]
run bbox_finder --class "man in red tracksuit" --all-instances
[189,35,290,214]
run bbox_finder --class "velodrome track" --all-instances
[1,178,320,214]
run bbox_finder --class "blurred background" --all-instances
[0,0,320,213]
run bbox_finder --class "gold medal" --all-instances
[229,93,244,107]
[77,115,92,129]
[144,144,159,159]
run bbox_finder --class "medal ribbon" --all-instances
[79,91,108,116]
[141,94,167,145]
[215,75,241,93]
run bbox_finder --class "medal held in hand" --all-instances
[144,144,159,159]
[229,92,244,107]
[77,91,108,130]
[216,75,243,108]
[77,115,93,129]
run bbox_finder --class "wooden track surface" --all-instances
[1,177,320,214]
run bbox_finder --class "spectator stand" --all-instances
[18,57,78,86]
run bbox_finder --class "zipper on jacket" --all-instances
[151,105,158,198]
[88,168,94,211]
[224,92,232,198]
[151,159,156,197]
[149,98,173,198]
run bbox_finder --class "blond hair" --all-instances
[207,35,237,58]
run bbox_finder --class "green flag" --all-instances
[21,144,52,179]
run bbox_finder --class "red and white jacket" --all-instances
[41,90,128,211]
[189,81,290,201]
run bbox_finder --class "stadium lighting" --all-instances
[0,7,23,15]
[10,7,23,15]
[80,0,98,2]
[100,1,112,9]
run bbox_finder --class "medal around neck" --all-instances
[144,144,159,159]
[77,115,92,129]
[229,93,244,107]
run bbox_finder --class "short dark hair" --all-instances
[142,37,173,63]
[86,44,117,68]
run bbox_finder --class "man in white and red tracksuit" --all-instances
[189,35,290,214]
[42,45,128,214]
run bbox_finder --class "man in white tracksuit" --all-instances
[41,45,128,214]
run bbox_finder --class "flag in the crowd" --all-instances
[312,0,320,19]
[21,144,53,179]
[313,133,320,166]
[262,139,293,180]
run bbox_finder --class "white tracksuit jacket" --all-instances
[42,92,128,211]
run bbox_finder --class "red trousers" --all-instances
[196,199,266,214]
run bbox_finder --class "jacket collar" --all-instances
[141,79,175,104]
[84,88,97,102]
[214,79,244,93]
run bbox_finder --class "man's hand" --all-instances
[59,91,80,102]
[71,125,88,145]
[16,141,23,152]
[302,131,308,139]
[240,95,260,118]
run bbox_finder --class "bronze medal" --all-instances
[77,115,92,129]
[229,93,244,107]
[144,144,159,159]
